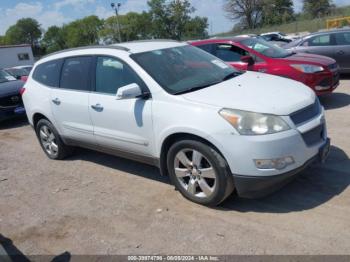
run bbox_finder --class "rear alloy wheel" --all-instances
[167,140,234,206]
[36,119,73,160]
[39,125,59,158]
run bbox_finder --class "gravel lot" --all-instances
[0,79,349,256]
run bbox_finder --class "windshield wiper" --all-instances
[173,82,221,95]
[222,71,242,81]
[173,72,243,95]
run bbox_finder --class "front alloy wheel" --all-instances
[167,140,234,206]
[174,149,217,198]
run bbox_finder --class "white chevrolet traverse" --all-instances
[22,41,330,206]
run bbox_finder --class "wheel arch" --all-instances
[32,112,51,129]
[159,132,228,177]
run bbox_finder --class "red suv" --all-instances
[190,37,339,95]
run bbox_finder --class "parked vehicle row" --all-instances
[22,41,330,206]
[284,29,350,74]
[0,69,26,122]
[190,37,339,95]
[3,65,32,82]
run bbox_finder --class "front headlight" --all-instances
[290,64,324,73]
[219,109,290,135]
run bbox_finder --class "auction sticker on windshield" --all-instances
[211,59,229,69]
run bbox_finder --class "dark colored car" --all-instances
[0,69,26,122]
[4,66,32,82]
[260,32,293,43]
[284,29,350,73]
[190,37,339,95]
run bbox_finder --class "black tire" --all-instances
[35,119,73,160]
[167,139,234,206]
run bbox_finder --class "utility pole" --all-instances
[111,2,122,43]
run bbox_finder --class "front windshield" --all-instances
[240,38,293,58]
[131,45,241,95]
[0,70,16,83]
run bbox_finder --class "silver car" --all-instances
[284,29,350,74]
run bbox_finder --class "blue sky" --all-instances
[0,0,349,35]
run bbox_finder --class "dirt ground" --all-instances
[0,79,349,256]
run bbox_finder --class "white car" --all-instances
[22,41,330,206]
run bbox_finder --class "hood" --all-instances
[182,71,315,115]
[281,52,335,66]
[0,80,24,97]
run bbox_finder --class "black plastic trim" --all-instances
[233,155,318,199]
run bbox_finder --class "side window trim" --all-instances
[58,55,94,92]
[92,55,150,96]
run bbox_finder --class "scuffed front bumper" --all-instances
[232,137,329,198]
[212,104,329,198]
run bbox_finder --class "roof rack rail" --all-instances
[41,45,129,59]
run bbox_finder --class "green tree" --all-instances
[303,0,333,18]
[4,18,42,46]
[262,0,294,26]
[0,36,5,45]
[167,0,195,40]
[41,26,67,54]
[148,0,172,38]
[224,0,263,29]
[100,12,152,43]
[183,16,209,39]
[64,15,103,48]
[147,0,207,40]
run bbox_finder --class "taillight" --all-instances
[19,87,26,96]
[20,76,28,82]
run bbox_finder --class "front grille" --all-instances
[301,124,325,146]
[332,72,340,87]
[318,77,332,87]
[0,94,23,108]
[290,99,321,126]
[328,63,338,71]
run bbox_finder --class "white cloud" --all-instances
[0,2,68,35]
[54,0,96,10]
[119,0,149,15]
[95,6,113,19]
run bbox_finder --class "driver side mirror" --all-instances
[116,83,148,100]
[240,55,255,66]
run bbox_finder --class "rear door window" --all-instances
[335,32,350,45]
[306,34,332,46]
[60,56,92,91]
[32,59,63,87]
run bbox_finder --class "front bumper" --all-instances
[0,106,26,121]
[305,69,340,96]
[211,107,328,198]
[234,154,319,198]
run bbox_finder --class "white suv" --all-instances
[22,41,330,206]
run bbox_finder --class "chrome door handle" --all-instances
[52,98,61,105]
[337,50,345,55]
[91,104,104,112]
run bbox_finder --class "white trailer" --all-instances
[0,44,35,68]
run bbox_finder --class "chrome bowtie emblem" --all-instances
[11,96,19,102]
